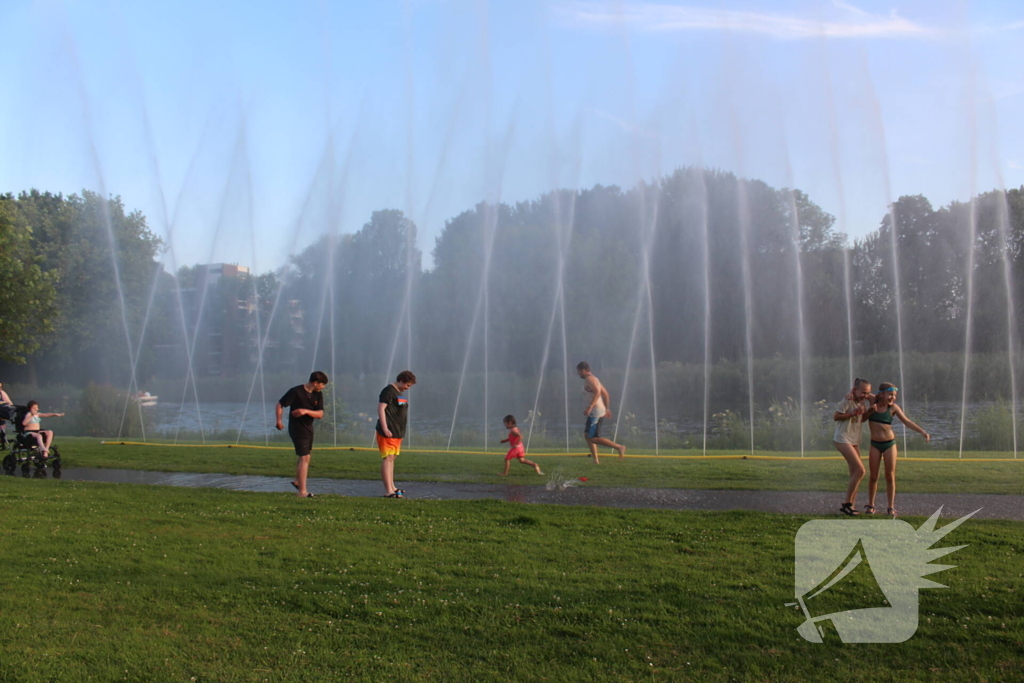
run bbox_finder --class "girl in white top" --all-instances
[22,400,64,458]
[833,379,872,516]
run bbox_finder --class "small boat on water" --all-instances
[135,392,158,407]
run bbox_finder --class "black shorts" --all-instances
[289,428,314,456]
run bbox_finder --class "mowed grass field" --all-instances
[48,437,1024,495]
[0,478,1020,682]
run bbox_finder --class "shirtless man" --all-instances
[576,361,626,464]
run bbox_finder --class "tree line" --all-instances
[2,171,1023,406]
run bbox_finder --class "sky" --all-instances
[1,0,1022,272]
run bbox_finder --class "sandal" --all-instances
[887,507,898,518]
[862,505,876,515]
[840,502,860,516]
[301,493,316,498]
[384,492,404,498]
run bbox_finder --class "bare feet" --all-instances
[617,445,626,460]
[498,472,507,476]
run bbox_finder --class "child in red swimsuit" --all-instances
[500,415,543,476]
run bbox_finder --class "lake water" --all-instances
[146,400,998,447]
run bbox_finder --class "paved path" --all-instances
[34,467,1024,521]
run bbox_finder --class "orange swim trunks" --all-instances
[377,434,402,458]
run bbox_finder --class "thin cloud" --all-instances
[992,81,1024,101]
[554,1,938,40]
[831,1,869,19]
[589,108,664,141]
[994,20,1024,32]
[1008,160,1024,171]
[973,20,1024,35]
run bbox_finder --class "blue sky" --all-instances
[1,0,1022,271]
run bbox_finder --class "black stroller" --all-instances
[0,403,10,451]
[1,405,62,474]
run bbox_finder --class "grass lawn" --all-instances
[0,478,1020,682]
[48,437,1024,495]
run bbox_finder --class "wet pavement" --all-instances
[11,466,1024,521]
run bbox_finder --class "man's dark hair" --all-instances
[396,370,417,384]
[309,371,329,385]
[576,361,590,372]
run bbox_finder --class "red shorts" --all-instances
[377,434,402,458]
[505,445,525,461]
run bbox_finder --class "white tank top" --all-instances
[584,388,606,418]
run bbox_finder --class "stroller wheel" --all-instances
[2,454,14,474]
[21,462,30,473]
[51,458,61,471]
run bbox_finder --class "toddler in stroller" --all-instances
[2,401,63,474]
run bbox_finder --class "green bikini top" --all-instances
[868,407,893,425]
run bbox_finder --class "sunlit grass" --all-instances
[0,479,1020,682]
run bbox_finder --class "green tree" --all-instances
[12,190,163,384]
[0,197,58,363]
[339,210,421,373]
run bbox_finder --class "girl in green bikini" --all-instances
[864,383,930,517]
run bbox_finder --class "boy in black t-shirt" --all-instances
[275,371,328,497]
[376,370,416,497]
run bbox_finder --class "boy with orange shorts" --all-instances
[376,370,416,497]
